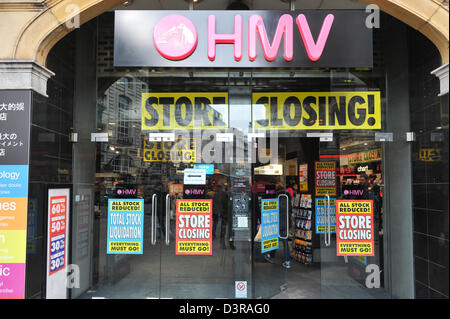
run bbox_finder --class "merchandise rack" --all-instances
[292,194,313,264]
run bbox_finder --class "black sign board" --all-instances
[0,90,31,165]
[114,10,373,68]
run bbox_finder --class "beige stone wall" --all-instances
[0,0,448,66]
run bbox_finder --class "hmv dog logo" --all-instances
[152,13,334,62]
[116,189,137,196]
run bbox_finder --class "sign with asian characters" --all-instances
[336,200,374,256]
[252,92,381,130]
[176,199,212,255]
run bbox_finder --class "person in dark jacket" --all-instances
[213,180,231,249]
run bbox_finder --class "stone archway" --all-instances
[5,0,447,67]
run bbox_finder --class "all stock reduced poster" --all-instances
[336,200,374,256]
[107,199,144,254]
[176,199,212,255]
[261,199,279,253]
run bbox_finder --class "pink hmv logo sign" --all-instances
[152,13,334,62]
[115,10,373,68]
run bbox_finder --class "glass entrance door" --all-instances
[318,133,390,298]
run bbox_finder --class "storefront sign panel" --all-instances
[176,199,212,255]
[336,200,374,257]
[252,92,381,130]
[115,11,372,68]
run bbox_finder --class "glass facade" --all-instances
[9,5,447,300]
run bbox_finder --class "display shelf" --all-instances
[292,194,314,265]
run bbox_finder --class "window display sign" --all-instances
[315,198,336,234]
[107,199,144,255]
[46,188,70,299]
[336,200,374,257]
[347,148,382,164]
[143,138,197,162]
[176,199,212,255]
[252,92,381,130]
[169,184,184,195]
[315,161,336,196]
[193,164,215,175]
[299,163,308,192]
[261,199,279,253]
[141,92,228,130]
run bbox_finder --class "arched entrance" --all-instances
[9,0,449,66]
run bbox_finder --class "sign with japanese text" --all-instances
[336,200,374,257]
[0,90,30,299]
[261,199,279,253]
[315,161,336,196]
[107,199,144,254]
[176,199,212,255]
[252,92,381,130]
[0,91,31,165]
[46,188,70,299]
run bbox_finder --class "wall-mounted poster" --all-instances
[314,161,336,196]
[299,164,308,192]
[336,200,374,257]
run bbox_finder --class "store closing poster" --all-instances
[315,161,336,196]
[261,199,279,253]
[336,200,375,256]
[176,199,212,255]
[107,199,144,254]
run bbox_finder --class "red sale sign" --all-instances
[48,195,67,275]
[176,199,212,255]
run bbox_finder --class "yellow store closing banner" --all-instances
[252,92,381,130]
[143,138,196,162]
[141,92,229,130]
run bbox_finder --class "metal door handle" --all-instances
[325,194,331,247]
[165,194,170,246]
[278,194,289,240]
[151,194,157,245]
